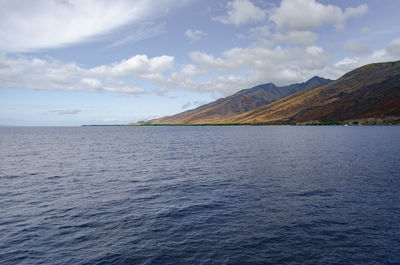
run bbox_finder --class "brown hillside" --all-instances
[149,76,331,124]
[227,61,400,124]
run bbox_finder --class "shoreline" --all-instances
[82,122,400,127]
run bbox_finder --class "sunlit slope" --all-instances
[149,76,331,124]
[226,61,400,124]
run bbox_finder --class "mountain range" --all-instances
[148,76,331,124]
[139,61,400,125]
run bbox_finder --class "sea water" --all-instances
[1,126,399,264]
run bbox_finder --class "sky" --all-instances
[0,0,399,126]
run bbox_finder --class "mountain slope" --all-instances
[149,76,331,124]
[226,61,400,124]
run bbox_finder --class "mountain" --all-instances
[226,61,400,124]
[147,76,331,124]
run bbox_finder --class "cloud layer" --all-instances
[161,35,400,96]
[270,0,368,31]
[1,0,395,99]
[2,36,398,97]
[0,53,173,94]
[213,0,266,26]
[0,0,188,52]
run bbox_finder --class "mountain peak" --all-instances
[308,76,323,81]
[226,60,400,124]
[301,76,332,90]
[149,77,331,124]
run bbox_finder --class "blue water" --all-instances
[1,126,400,265]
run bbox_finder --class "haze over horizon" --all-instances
[1,0,399,126]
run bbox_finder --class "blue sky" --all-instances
[0,0,399,126]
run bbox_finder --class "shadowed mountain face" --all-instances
[227,61,400,124]
[149,76,331,124]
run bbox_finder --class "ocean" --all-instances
[1,126,399,264]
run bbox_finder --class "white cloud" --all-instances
[344,40,370,54]
[188,45,329,75]
[335,38,400,73]
[78,78,144,94]
[180,64,204,78]
[185,29,208,42]
[160,44,333,96]
[80,78,103,91]
[0,53,171,94]
[213,0,266,26]
[161,36,400,96]
[270,0,368,31]
[385,38,400,58]
[189,52,227,70]
[274,31,318,46]
[0,0,189,52]
[90,55,174,77]
[2,37,399,99]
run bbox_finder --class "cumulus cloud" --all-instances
[0,53,172,94]
[90,55,174,78]
[80,78,103,91]
[237,1,368,48]
[0,0,189,52]
[188,52,227,71]
[187,45,330,76]
[0,0,391,100]
[1,37,398,98]
[270,0,368,31]
[185,29,208,42]
[158,44,333,96]
[338,38,400,71]
[160,36,400,97]
[274,31,318,46]
[213,0,266,26]
[384,38,400,58]
[336,39,400,72]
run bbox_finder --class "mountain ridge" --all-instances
[146,76,331,124]
[225,61,400,124]
[135,60,400,125]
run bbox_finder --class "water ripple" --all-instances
[1,126,400,264]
